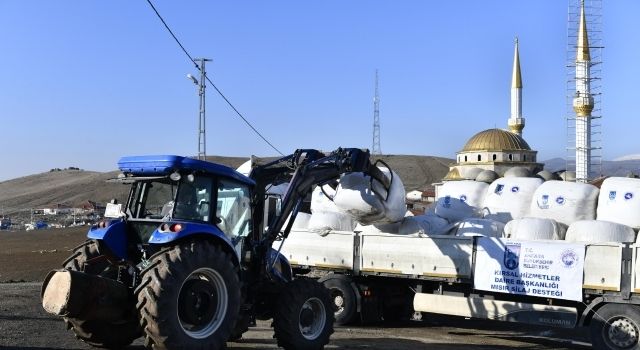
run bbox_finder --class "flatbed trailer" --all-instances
[276,229,640,350]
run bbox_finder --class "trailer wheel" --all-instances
[273,279,334,350]
[136,240,240,350]
[590,303,640,350]
[320,276,358,325]
[61,240,141,349]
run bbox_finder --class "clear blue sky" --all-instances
[1,1,639,181]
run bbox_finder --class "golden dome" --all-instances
[461,128,531,152]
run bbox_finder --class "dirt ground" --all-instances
[0,228,593,349]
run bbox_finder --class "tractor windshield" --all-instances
[127,180,176,220]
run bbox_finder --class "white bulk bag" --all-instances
[483,177,543,223]
[333,168,406,225]
[565,220,636,243]
[398,215,453,236]
[310,185,339,213]
[504,217,567,240]
[529,180,599,226]
[308,211,356,236]
[597,177,640,230]
[355,222,402,234]
[435,180,488,222]
[454,218,506,238]
[283,212,312,231]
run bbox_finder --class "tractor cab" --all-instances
[97,155,255,260]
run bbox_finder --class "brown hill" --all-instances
[0,155,452,214]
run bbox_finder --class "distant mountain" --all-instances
[542,158,640,177]
[0,155,452,216]
[614,154,640,161]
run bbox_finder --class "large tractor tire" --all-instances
[273,279,334,350]
[135,240,240,350]
[61,240,141,349]
[590,303,640,350]
[319,275,358,325]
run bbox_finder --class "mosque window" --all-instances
[508,154,513,161]
[523,155,527,161]
[464,156,467,162]
[492,154,497,161]
[477,155,481,161]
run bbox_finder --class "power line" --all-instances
[144,0,284,156]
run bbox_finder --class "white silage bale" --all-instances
[398,215,453,236]
[483,177,543,223]
[504,217,567,240]
[308,211,356,236]
[597,177,640,230]
[529,180,599,226]
[454,218,506,238]
[355,222,401,234]
[565,220,636,243]
[333,168,406,225]
[435,180,488,222]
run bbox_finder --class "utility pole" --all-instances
[372,69,382,155]
[187,58,212,160]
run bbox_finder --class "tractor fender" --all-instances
[147,222,240,266]
[87,219,127,259]
[268,249,293,283]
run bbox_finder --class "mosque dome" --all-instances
[461,128,531,152]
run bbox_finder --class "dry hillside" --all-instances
[0,155,451,214]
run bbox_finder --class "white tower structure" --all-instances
[508,38,525,136]
[573,1,595,183]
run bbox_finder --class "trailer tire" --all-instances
[62,240,141,349]
[136,240,240,350]
[273,279,334,350]
[590,303,640,350]
[320,276,358,325]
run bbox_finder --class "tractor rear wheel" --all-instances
[135,240,240,350]
[61,240,141,349]
[273,279,334,350]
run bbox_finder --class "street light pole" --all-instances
[187,58,212,161]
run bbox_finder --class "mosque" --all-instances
[441,38,543,182]
[440,1,594,184]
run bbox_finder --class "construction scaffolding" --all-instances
[566,0,603,181]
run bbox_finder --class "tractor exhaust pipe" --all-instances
[41,269,131,322]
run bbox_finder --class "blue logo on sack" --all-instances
[460,195,467,203]
[495,184,504,194]
[542,195,549,206]
[556,196,565,205]
[609,191,617,200]
[442,195,451,208]
[511,186,520,193]
[504,243,521,270]
[625,192,634,200]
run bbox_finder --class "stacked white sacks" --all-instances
[483,177,543,223]
[528,180,599,226]
[308,185,356,236]
[565,220,636,243]
[452,218,506,238]
[435,180,488,222]
[397,214,453,236]
[504,217,567,240]
[596,177,640,230]
[333,167,406,225]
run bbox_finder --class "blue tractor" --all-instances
[41,148,390,350]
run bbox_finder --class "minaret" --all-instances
[573,0,594,182]
[508,38,525,136]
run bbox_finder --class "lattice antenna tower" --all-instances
[372,69,382,155]
[565,0,603,181]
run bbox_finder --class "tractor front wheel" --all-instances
[273,279,334,350]
[135,240,240,350]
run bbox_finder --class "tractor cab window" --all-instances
[174,176,213,222]
[217,179,251,239]
[128,180,176,219]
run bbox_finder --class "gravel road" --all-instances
[0,283,592,350]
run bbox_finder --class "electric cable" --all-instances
[145,0,285,156]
